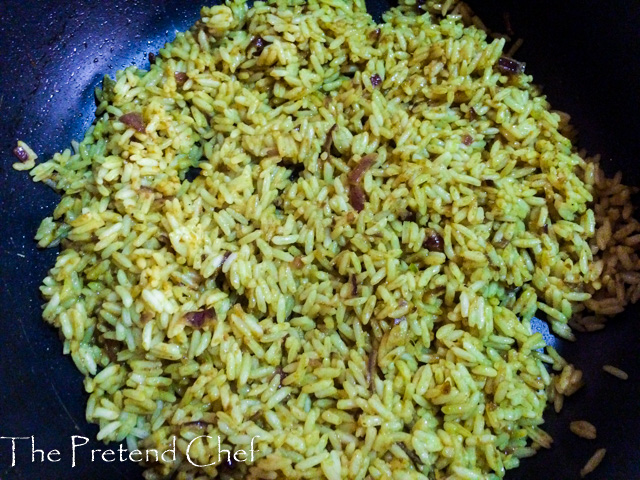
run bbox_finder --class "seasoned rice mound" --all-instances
[24,0,640,478]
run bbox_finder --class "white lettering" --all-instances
[218,436,232,465]
[0,437,30,467]
[118,443,128,462]
[71,435,89,467]
[91,449,100,462]
[145,449,158,462]
[185,435,215,467]
[129,449,143,462]
[250,436,260,462]
[161,436,176,462]
[102,449,115,462]
[31,436,45,462]
[48,449,61,462]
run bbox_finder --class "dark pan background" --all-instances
[1,0,639,478]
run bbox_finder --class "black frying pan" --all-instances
[1,0,639,478]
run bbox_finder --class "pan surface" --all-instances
[0,0,639,478]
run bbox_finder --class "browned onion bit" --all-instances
[119,112,146,133]
[497,56,525,75]
[174,72,188,85]
[183,307,216,328]
[249,36,268,55]
[157,233,171,248]
[218,455,237,471]
[221,251,232,264]
[12,146,29,162]
[148,52,156,64]
[367,343,378,393]
[423,228,444,252]
[350,274,358,296]
[442,379,451,394]
[347,154,377,212]
[347,153,377,184]
[502,446,516,455]
[272,365,289,386]
[495,238,510,248]
[369,28,381,41]
[398,442,423,467]
[462,134,473,146]
[248,410,263,423]
[399,209,417,222]
[468,106,478,120]
[370,73,382,88]
[291,256,304,269]
[322,124,337,154]
[349,185,366,212]
[100,338,120,363]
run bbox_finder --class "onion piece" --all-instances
[174,72,188,85]
[368,342,378,393]
[347,153,377,184]
[323,124,337,154]
[349,185,366,212]
[423,229,444,252]
[497,56,525,75]
[183,307,216,328]
[249,36,268,56]
[119,112,146,133]
[12,146,29,162]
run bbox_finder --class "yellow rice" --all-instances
[17,0,640,478]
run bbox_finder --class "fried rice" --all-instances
[15,0,640,478]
